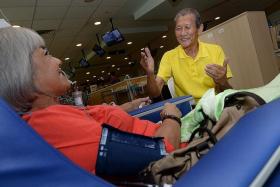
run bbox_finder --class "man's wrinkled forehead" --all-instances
[175,14,196,26]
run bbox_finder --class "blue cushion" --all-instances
[0,98,113,187]
[129,95,193,122]
[174,98,280,187]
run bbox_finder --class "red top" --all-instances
[22,105,174,173]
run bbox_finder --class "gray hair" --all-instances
[174,8,202,28]
[0,27,45,112]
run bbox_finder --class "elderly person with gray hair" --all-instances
[0,26,182,174]
[140,8,233,103]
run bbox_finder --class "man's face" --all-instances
[175,14,199,49]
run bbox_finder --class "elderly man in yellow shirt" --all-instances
[140,8,232,102]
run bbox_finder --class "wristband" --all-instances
[161,114,181,126]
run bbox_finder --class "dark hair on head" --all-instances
[174,8,202,28]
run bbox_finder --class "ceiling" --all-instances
[0,0,279,86]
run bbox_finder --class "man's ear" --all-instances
[198,24,204,35]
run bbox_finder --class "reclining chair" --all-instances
[0,98,112,187]
[0,96,279,187]
[174,97,280,187]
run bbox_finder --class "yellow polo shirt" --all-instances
[157,41,232,101]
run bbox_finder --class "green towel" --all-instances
[181,89,216,142]
[181,73,280,142]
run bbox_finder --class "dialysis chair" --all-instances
[0,96,280,187]
[174,97,280,187]
[0,98,113,187]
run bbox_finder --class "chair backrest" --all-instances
[174,98,280,187]
[2,95,280,187]
[0,98,113,187]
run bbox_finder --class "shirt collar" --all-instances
[178,41,209,60]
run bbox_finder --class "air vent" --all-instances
[36,29,54,35]
[108,49,126,55]
[167,0,182,6]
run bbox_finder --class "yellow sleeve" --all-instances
[216,45,233,78]
[157,52,172,83]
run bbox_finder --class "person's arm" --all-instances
[205,58,232,93]
[140,47,165,98]
[118,97,151,112]
[214,78,232,93]
[147,74,165,98]
[154,103,182,149]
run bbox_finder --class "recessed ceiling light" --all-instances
[127,41,133,45]
[117,68,120,71]
[86,80,89,82]
[106,56,111,59]
[102,71,105,73]
[128,62,132,65]
[160,45,164,48]
[162,35,167,38]
[124,57,128,60]
[76,43,82,47]
[141,48,144,51]
[65,57,70,61]
[93,75,96,78]
[94,21,101,25]
[12,25,20,28]
[215,16,220,20]
[112,64,115,67]
[108,72,111,75]
[86,72,90,75]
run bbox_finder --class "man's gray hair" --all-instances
[174,8,202,28]
[0,27,45,112]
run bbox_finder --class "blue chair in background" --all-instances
[129,95,194,123]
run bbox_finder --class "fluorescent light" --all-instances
[162,35,167,38]
[12,25,20,28]
[76,43,82,47]
[215,16,220,20]
[94,21,101,25]
[127,41,133,45]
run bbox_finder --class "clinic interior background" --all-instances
[0,0,279,89]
